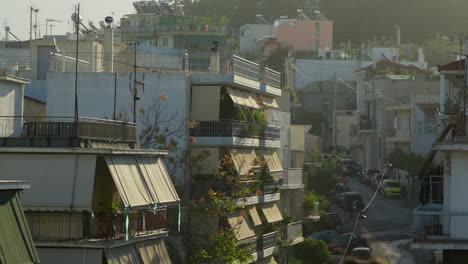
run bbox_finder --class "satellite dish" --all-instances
[105,16,114,24]
[71,13,82,23]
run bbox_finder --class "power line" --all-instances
[339,163,392,264]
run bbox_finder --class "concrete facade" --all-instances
[0,75,29,137]
[239,24,274,56]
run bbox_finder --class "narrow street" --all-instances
[330,178,433,264]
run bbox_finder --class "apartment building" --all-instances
[120,2,228,51]
[412,59,468,263]
[355,60,437,169]
[42,53,302,263]
[0,73,180,263]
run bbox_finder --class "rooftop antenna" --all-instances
[33,8,39,39]
[46,19,62,37]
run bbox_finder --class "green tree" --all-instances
[294,238,331,264]
[306,152,343,196]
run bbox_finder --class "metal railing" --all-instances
[263,68,282,88]
[232,55,261,81]
[283,221,303,244]
[120,25,228,34]
[190,120,280,140]
[25,210,166,241]
[190,180,278,201]
[0,116,137,142]
[258,231,278,250]
[413,208,468,243]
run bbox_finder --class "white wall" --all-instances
[0,79,24,136]
[46,72,189,184]
[0,153,96,211]
[239,24,274,55]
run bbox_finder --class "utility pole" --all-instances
[333,72,338,149]
[113,73,118,120]
[372,77,377,169]
[132,41,141,125]
[73,4,80,124]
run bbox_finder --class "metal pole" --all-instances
[45,19,48,37]
[34,9,39,40]
[74,5,80,124]
[113,73,118,120]
[334,72,338,148]
[29,7,33,41]
[133,42,138,124]
[372,78,377,168]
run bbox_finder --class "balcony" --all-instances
[413,206,468,250]
[0,117,137,147]
[190,180,278,201]
[190,120,280,148]
[25,210,166,242]
[386,129,411,143]
[257,232,278,250]
[282,221,304,246]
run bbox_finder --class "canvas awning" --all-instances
[259,150,283,172]
[258,256,278,264]
[259,96,279,109]
[227,213,256,241]
[229,149,257,175]
[105,156,180,209]
[225,87,260,109]
[261,203,283,223]
[136,239,172,264]
[247,206,262,226]
[105,245,142,264]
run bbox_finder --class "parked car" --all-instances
[340,159,358,177]
[335,192,364,210]
[361,169,380,185]
[380,179,402,198]
[335,183,351,194]
[328,233,368,254]
[307,230,338,244]
[345,247,372,263]
[325,213,344,230]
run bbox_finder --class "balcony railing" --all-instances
[283,221,303,245]
[25,210,166,241]
[0,116,137,142]
[413,207,468,243]
[258,232,278,250]
[233,55,261,81]
[190,120,280,140]
[190,180,277,201]
[263,68,282,88]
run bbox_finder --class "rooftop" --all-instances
[0,180,30,190]
[438,59,465,72]
[355,59,429,74]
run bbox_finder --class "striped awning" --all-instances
[229,149,257,176]
[247,206,262,226]
[258,150,283,172]
[227,213,256,241]
[225,87,260,109]
[259,95,279,109]
[261,203,283,223]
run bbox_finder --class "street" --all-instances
[330,178,433,264]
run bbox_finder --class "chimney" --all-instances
[103,16,114,72]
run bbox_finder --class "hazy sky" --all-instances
[0,0,137,40]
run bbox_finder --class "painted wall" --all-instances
[0,79,24,137]
[191,85,220,121]
[46,72,189,184]
[275,20,333,52]
[24,97,46,120]
[291,125,305,151]
[335,111,357,149]
[239,24,274,55]
[0,153,97,211]
[411,105,438,156]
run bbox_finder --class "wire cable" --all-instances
[339,162,392,264]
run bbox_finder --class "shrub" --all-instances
[294,238,331,264]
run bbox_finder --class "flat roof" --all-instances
[0,180,30,190]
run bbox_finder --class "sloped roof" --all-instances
[438,59,465,71]
[354,59,427,74]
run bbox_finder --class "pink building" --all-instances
[274,19,333,52]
